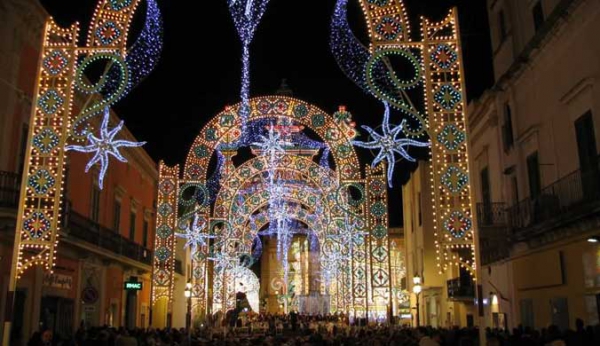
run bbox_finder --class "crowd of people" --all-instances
[25,315,600,346]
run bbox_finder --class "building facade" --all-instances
[403,164,477,328]
[0,0,159,343]
[467,0,600,331]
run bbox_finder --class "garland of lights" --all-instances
[227,0,272,135]
[72,53,130,137]
[364,48,429,137]
[332,0,430,185]
[331,0,429,139]
[443,211,472,239]
[330,0,379,94]
[209,251,238,272]
[183,96,362,182]
[105,0,163,96]
[437,124,466,151]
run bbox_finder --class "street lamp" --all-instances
[184,282,192,344]
[412,275,422,327]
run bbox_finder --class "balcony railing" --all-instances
[476,202,511,265]
[447,278,475,300]
[508,163,600,237]
[0,171,21,208]
[65,210,153,266]
[477,202,509,227]
[0,171,153,265]
[475,159,600,265]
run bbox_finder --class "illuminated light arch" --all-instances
[153,96,389,321]
[213,155,342,226]
[247,215,324,243]
[226,190,333,244]
[183,96,361,181]
[211,170,340,314]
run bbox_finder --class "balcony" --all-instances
[0,172,154,265]
[0,171,21,209]
[447,278,475,301]
[476,203,510,265]
[476,159,600,265]
[65,210,153,266]
[507,163,600,241]
[477,202,509,227]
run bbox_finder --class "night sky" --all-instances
[39,0,494,226]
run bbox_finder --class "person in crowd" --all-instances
[27,314,600,346]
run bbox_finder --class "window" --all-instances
[129,211,136,241]
[498,10,508,42]
[550,297,569,331]
[511,176,519,204]
[113,201,121,232]
[532,1,544,32]
[466,315,474,328]
[576,111,599,198]
[575,111,597,172]
[142,219,149,248]
[480,167,491,224]
[527,152,541,199]
[481,167,491,206]
[520,299,534,328]
[459,266,472,287]
[502,103,514,151]
[91,186,101,223]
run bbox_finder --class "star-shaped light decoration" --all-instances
[352,102,430,187]
[267,178,290,210]
[208,252,238,272]
[65,107,145,189]
[252,124,293,157]
[176,213,214,254]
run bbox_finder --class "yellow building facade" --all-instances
[403,165,477,328]
[466,0,600,331]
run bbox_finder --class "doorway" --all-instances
[40,296,74,339]
[125,290,137,329]
[10,289,26,343]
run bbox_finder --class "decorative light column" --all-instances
[4,1,157,345]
